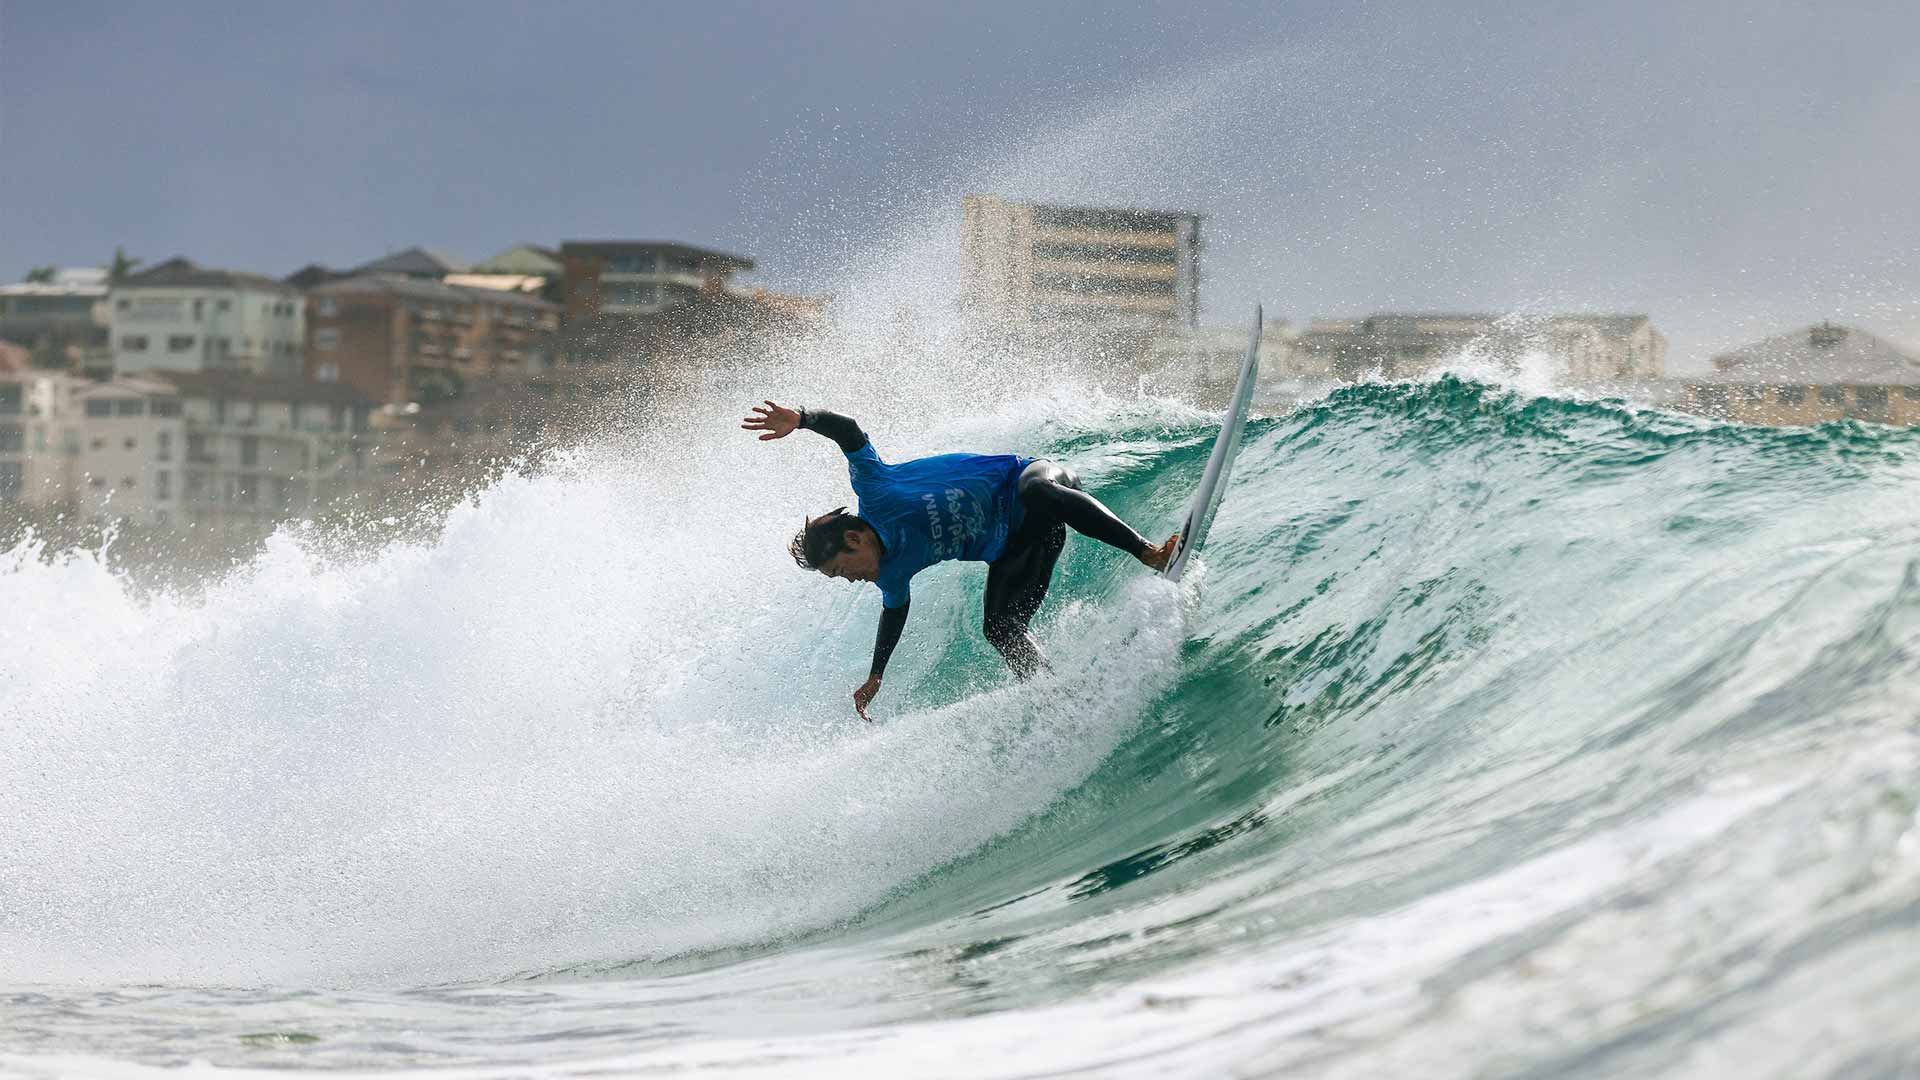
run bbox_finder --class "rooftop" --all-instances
[117,257,299,295]
[1700,322,1920,386]
[0,268,111,297]
[559,240,754,273]
[309,273,559,311]
[350,247,470,277]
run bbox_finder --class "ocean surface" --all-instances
[3,374,1918,1077]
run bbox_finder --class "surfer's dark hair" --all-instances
[790,508,871,571]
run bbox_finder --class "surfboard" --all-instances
[1163,305,1262,583]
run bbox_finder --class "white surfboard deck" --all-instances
[1162,305,1262,583]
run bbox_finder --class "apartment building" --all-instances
[558,240,755,363]
[108,258,306,378]
[0,362,91,507]
[1681,322,1920,425]
[3,370,370,534]
[0,268,112,376]
[961,195,1202,329]
[304,275,562,407]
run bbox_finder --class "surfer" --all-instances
[742,401,1177,720]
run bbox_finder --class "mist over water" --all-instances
[6,6,1920,1075]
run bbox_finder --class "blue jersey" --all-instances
[847,443,1033,609]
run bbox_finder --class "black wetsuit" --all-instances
[800,409,1149,680]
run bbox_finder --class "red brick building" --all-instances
[304,275,561,406]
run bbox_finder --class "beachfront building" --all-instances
[0,359,92,507]
[108,258,306,379]
[558,240,756,363]
[0,268,112,377]
[1680,322,1920,425]
[304,275,562,407]
[1294,313,1667,383]
[961,195,1202,330]
[63,372,372,533]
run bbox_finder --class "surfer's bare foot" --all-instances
[1141,534,1179,573]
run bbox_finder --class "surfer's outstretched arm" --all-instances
[740,401,868,454]
[854,602,909,721]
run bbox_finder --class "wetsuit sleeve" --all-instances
[871,602,909,678]
[796,409,868,455]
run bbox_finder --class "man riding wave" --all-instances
[743,401,1177,720]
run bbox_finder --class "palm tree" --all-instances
[109,248,142,282]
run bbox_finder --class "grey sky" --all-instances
[4,0,1917,367]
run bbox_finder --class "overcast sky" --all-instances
[4,0,1917,367]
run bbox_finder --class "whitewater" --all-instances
[3,341,1918,1075]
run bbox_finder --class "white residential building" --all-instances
[14,371,374,536]
[107,257,306,379]
[0,361,95,507]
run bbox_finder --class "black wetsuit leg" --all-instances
[982,462,1148,679]
[1016,461,1149,558]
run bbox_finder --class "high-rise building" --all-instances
[961,195,1202,329]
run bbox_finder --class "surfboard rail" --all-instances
[1162,305,1262,583]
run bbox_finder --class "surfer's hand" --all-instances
[853,675,881,722]
[741,400,801,441]
[1141,533,1179,573]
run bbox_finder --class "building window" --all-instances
[187,471,207,501]
[1818,386,1846,406]
[1739,386,1767,404]
[0,461,20,500]
[151,398,182,417]
[1776,386,1806,404]
[155,470,170,500]
[241,436,259,466]
[89,438,105,450]
[193,299,204,320]
[217,298,231,312]
[116,299,130,311]
[157,431,172,461]
[187,433,209,462]
[0,384,18,414]
[0,425,21,452]
[1903,386,1920,400]
[120,335,149,351]
[606,253,658,274]
[115,398,144,416]
[235,473,258,503]
[316,297,337,317]
[167,335,195,353]
[84,399,113,417]
[314,328,339,351]
[1855,386,1889,422]
[123,437,136,450]
[601,282,657,306]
